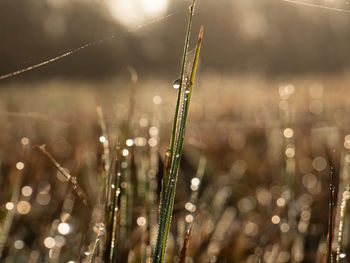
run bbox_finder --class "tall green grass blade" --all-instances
[168,0,196,163]
[153,0,197,259]
[156,1,198,253]
[160,26,203,261]
[152,24,203,263]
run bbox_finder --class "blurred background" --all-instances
[2,0,350,80]
[2,0,350,263]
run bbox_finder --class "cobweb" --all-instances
[280,0,350,13]
[1,0,350,81]
[0,12,176,81]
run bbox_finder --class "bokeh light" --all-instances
[105,0,169,27]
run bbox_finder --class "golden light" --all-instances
[21,186,33,197]
[5,202,14,211]
[58,222,71,235]
[44,237,56,249]
[140,0,168,16]
[16,162,24,170]
[17,201,31,215]
[105,0,169,27]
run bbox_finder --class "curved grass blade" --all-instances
[35,144,91,207]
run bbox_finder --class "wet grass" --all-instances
[2,15,350,261]
[2,74,350,262]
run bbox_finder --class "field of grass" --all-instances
[1,72,350,263]
[2,0,350,262]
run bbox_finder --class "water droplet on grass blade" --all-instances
[93,223,105,236]
[173,78,181,89]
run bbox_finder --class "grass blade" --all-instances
[35,144,91,207]
[178,225,193,263]
[0,168,23,258]
[168,0,196,164]
[327,157,336,263]
[153,0,197,259]
[87,223,105,263]
[152,21,203,263]
[336,185,350,263]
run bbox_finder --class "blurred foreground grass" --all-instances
[2,73,350,262]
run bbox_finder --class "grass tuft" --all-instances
[152,1,203,261]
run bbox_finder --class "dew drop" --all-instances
[185,214,194,223]
[44,237,55,249]
[172,79,181,89]
[14,240,24,250]
[16,162,24,170]
[191,178,200,186]
[21,137,30,145]
[136,217,146,226]
[58,222,71,235]
[340,251,346,259]
[126,139,134,147]
[93,223,105,236]
[5,202,14,210]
